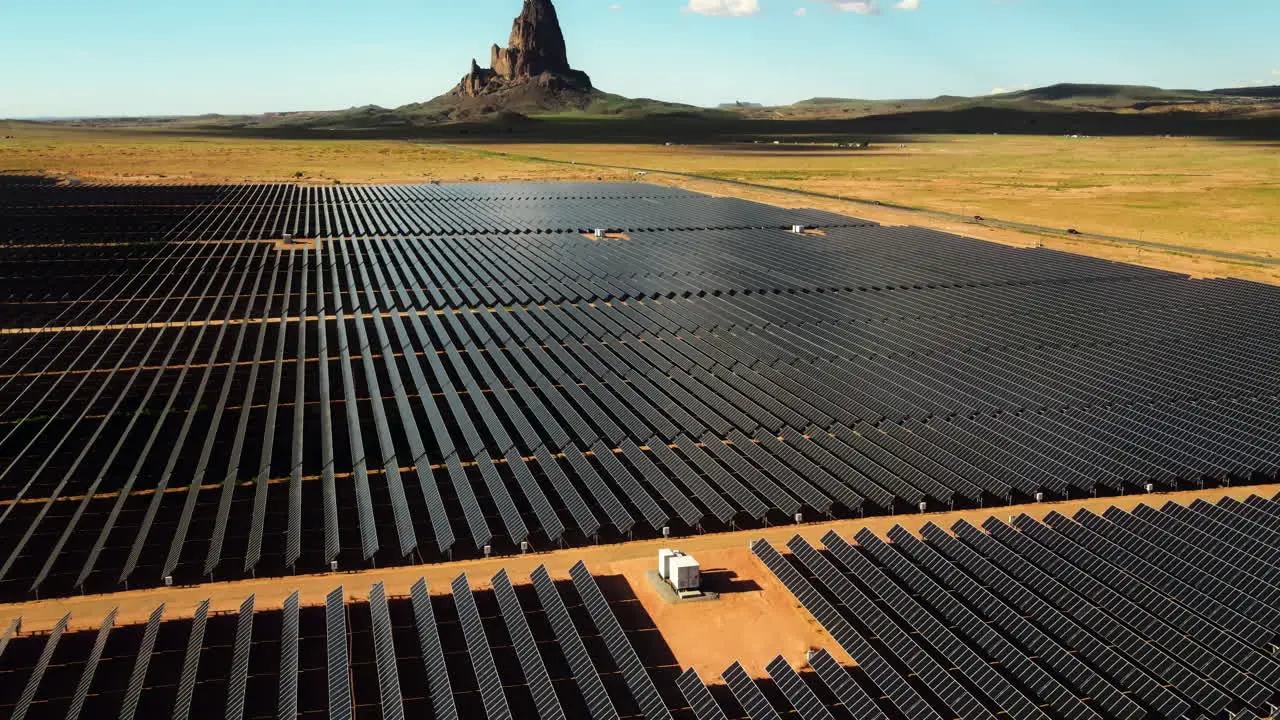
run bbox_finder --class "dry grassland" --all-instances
[476,136,1280,261]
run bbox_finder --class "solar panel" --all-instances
[840,529,1081,720]
[445,453,493,550]
[891,524,1144,720]
[118,604,166,720]
[450,574,513,719]
[1009,514,1279,701]
[675,668,728,720]
[492,569,566,720]
[562,443,636,535]
[410,578,459,720]
[286,249,311,568]
[617,437,705,528]
[327,586,353,720]
[722,661,782,720]
[503,446,567,544]
[785,535,997,720]
[643,437,738,525]
[530,565,620,720]
[242,248,294,574]
[750,539,942,720]
[976,517,1236,715]
[569,561,673,720]
[590,440,670,531]
[279,590,301,720]
[222,595,256,720]
[9,612,69,720]
[951,518,1218,717]
[476,457,531,545]
[333,291,380,560]
[766,655,835,720]
[172,598,211,719]
[315,247,342,565]
[368,582,406,720]
[531,445,601,538]
[806,649,887,720]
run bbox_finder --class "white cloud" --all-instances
[794,7,808,15]
[683,0,760,16]
[835,0,880,13]
[609,3,622,9]
[895,0,920,9]
[1272,69,1280,77]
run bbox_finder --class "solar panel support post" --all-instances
[483,544,491,558]
[795,512,803,526]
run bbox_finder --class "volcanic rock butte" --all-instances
[453,0,593,98]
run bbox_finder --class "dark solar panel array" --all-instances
[0,181,867,245]
[2,180,1279,602]
[753,494,1280,720]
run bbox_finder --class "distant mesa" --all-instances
[451,0,593,99]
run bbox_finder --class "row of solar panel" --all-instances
[0,182,867,245]
[1,240,1278,597]
[160,183,869,240]
[7,217,1208,323]
[752,492,1280,720]
[0,561,682,720]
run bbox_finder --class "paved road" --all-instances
[440,143,1279,268]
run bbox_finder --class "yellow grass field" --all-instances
[468,136,1280,261]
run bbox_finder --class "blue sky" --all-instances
[2,0,1277,117]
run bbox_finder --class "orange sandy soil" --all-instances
[2,482,1275,678]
